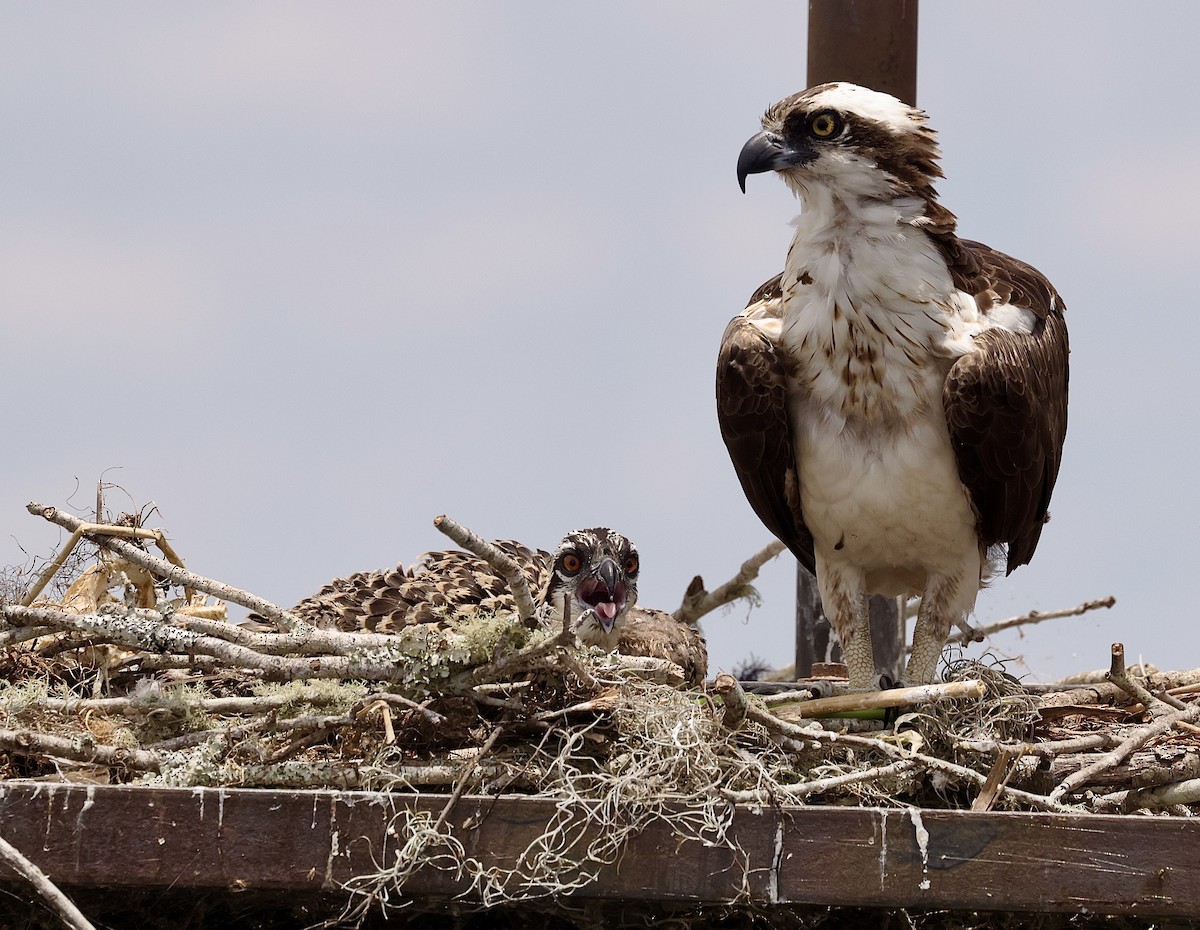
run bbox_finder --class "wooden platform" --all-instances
[0,783,1195,916]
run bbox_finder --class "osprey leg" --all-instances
[819,566,877,690]
[905,583,956,686]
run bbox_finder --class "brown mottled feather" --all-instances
[716,274,817,573]
[942,241,1069,573]
[617,607,708,687]
[289,541,551,633]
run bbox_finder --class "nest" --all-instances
[2,501,1199,927]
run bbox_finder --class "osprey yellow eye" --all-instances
[562,553,582,574]
[623,554,639,576]
[810,112,841,139]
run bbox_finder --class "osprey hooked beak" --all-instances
[737,131,808,192]
[576,557,626,635]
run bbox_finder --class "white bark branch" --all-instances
[434,514,538,625]
[673,540,786,625]
[27,502,303,631]
[0,833,97,930]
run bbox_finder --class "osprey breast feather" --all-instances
[719,83,1069,689]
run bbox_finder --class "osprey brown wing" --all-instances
[716,274,816,573]
[944,242,1069,574]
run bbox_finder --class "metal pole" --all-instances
[807,0,918,105]
[794,0,918,682]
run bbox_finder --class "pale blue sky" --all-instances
[3,3,1197,680]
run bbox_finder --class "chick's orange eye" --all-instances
[562,553,582,574]
[810,112,840,138]
[623,555,639,576]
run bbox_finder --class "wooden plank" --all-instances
[0,784,1197,915]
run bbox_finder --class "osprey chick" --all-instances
[720,83,1069,688]
[289,528,640,650]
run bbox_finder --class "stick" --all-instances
[1050,702,1200,801]
[970,748,1018,812]
[3,688,350,718]
[5,604,402,667]
[673,540,786,624]
[1105,642,1189,712]
[433,515,538,625]
[716,677,1072,812]
[358,692,446,727]
[431,718,508,833]
[722,759,917,803]
[771,679,985,720]
[713,673,748,729]
[1094,776,1200,813]
[0,834,97,930]
[4,605,438,687]
[0,727,163,773]
[943,596,1116,647]
[27,503,302,631]
[0,626,54,647]
[956,733,1121,758]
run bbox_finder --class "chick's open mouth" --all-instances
[576,578,628,629]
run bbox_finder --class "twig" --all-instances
[164,610,398,655]
[1094,776,1200,813]
[0,626,54,647]
[2,688,353,718]
[722,759,917,803]
[533,689,621,722]
[554,650,600,692]
[0,727,163,773]
[943,596,1116,647]
[433,515,538,626]
[148,709,386,754]
[267,715,356,763]
[5,604,408,667]
[27,502,302,631]
[673,540,786,624]
[1105,642,1189,713]
[771,679,986,720]
[971,748,1018,812]
[0,833,97,930]
[956,733,1121,758]
[432,718,508,833]
[4,605,441,687]
[717,676,1073,812]
[1050,702,1200,801]
[358,692,445,727]
[713,673,748,730]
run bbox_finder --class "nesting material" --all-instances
[1,501,1196,917]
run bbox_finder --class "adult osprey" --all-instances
[718,83,1069,688]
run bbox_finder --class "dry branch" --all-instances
[0,833,97,930]
[771,679,986,721]
[716,676,1074,813]
[434,514,537,625]
[724,759,919,804]
[673,540,786,624]
[1050,702,1200,801]
[1094,776,1200,813]
[27,502,303,631]
[1106,642,1189,713]
[942,595,1116,647]
[0,727,163,773]
[4,605,431,686]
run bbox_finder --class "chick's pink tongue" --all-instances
[596,602,618,621]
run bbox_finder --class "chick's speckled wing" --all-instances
[289,541,552,632]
